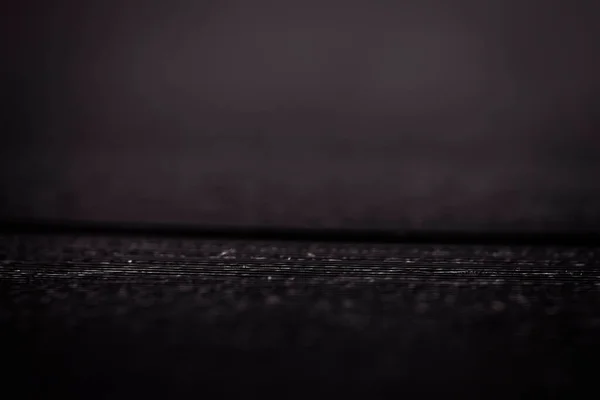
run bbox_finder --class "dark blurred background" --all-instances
[3,0,600,232]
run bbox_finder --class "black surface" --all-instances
[4,219,600,246]
[2,233,600,398]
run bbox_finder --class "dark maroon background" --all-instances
[3,0,600,232]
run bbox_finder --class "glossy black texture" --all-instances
[3,234,599,398]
